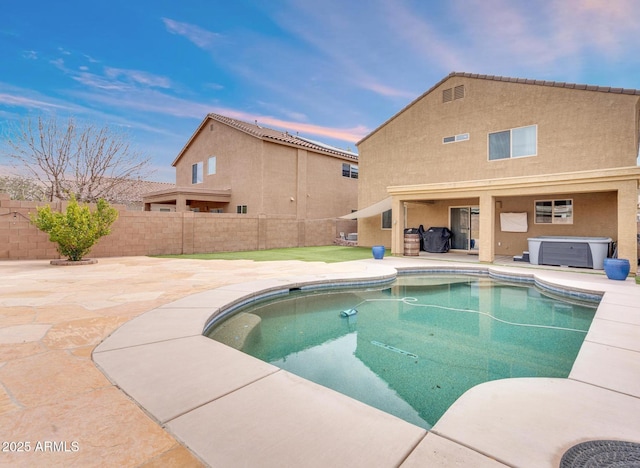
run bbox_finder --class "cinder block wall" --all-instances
[0,194,353,260]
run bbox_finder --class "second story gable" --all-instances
[358,72,640,188]
[173,113,358,188]
[145,113,359,217]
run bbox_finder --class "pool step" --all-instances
[208,312,262,350]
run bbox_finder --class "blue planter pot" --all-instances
[603,258,630,280]
[372,245,385,260]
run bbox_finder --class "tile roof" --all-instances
[206,113,358,160]
[444,72,640,95]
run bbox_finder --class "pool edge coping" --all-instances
[92,258,640,467]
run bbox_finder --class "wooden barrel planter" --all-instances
[404,233,421,256]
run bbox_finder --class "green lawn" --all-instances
[153,246,375,263]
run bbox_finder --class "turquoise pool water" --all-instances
[207,275,598,429]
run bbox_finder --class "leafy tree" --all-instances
[2,115,153,203]
[31,195,119,261]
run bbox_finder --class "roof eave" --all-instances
[171,115,212,167]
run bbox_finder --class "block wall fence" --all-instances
[0,194,358,260]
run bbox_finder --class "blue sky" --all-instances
[2,0,639,182]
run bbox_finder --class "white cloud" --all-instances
[0,92,73,112]
[162,17,221,50]
[204,82,224,91]
[104,67,172,89]
[549,0,640,57]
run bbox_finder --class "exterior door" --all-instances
[450,207,479,252]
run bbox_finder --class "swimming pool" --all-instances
[206,274,598,429]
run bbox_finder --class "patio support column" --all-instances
[478,193,495,263]
[391,197,404,255]
[617,180,638,274]
[176,195,188,212]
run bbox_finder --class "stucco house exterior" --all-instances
[143,113,359,220]
[351,72,640,273]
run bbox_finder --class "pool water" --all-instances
[207,275,597,429]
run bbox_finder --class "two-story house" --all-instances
[351,73,640,273]
[143,113,359,220]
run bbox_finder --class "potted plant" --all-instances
[31,195,118,264]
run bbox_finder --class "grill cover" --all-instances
[422,227,452,253]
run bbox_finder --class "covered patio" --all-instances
[142,186,231,212]
[387,167,640,274]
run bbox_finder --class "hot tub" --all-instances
[527,236,612,269]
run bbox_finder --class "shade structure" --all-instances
[340,197,392,219]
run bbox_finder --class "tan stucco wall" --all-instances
[356,75,640,272]
[359,77,639,209]
[174,119,357,219]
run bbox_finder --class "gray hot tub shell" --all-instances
[527,236,612,270]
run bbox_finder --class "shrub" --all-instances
[31,195,119,261]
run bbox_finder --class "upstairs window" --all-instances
[207,156,217,175]
[489,125,537,160]
[236,205,247,214]
[342,163,358,178]
[192,162,203,184]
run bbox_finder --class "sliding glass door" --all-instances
[450,207,479,252]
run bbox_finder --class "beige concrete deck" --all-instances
[1,255,639,467]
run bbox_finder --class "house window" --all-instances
[207,156,216,175]
[381,209,392,229]
[236,205,247,214]
[342,163,358,178]
[192,162,203,184]
[489,125,537,160]
[443,133,469,144]
[535,199,573,224]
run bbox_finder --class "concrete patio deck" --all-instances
[1,255,639,467]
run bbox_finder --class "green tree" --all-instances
[31,195,119,261]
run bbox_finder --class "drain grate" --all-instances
[560,440,640,467]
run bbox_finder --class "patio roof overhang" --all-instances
[386,167,640,199]
[385,166,640,271]
[142,187,232,205]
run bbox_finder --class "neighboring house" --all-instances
[143,113,359,219]
[351,72,640,273]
